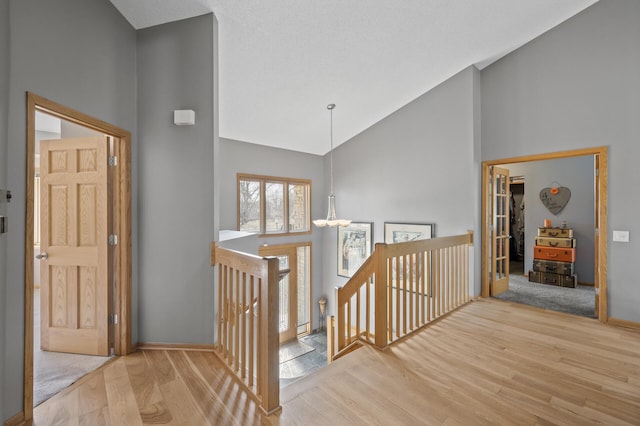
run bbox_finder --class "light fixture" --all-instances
[313,103,351,228]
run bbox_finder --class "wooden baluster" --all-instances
[375,244,388,349]
[235,269,240,372]
[356,285,361,340]
[248,275,255,388]
[337,287,345,351]
[467,231,473,302]
[455,245,460,308]
[434,249,441,318]
[457,245,463,306]
[387,258,392,342]
[453,246,458,309]
[465,242,470,302]
[396,256,401,339]
[448,247,453,312]
[426,250,431,323]
[418,251,424,327]
[440,249,445,315]
[403,255,407,336]
[409,253,414,332]
[366,276,371,342]
[240,271,247,379]
[223,265,229,359]
[347,299,352,343]
[327,315,335,364]
[217,260,223,353]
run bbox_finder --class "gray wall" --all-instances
[481,0,640,321]
[137,14,218,344]
[219,138,326,328]
[0,0,9,420]
[4,0,136,419]
[323,66,481,314]
[503,157,595,283]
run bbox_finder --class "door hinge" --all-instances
[108,156,118,167]
[109,313,118,325]
[109,234,118,246]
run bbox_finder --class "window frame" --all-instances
[237,173,312,237]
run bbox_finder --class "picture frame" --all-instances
[337,222,373,278]
[384,222,434,244]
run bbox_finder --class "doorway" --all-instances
[509,177,525,276]
[32,111,114,405]
[23,93,132,419]
[258,242,312,342]
[258,242,327,385]
[482,147,607,321]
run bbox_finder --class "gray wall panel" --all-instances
[219,138,326,327]
[323,67,480,314]
[4,0,136,418]
[136,14,217,344]
[0,0,10,421]
[481,0,640,321]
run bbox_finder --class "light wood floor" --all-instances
[33,298,640,425]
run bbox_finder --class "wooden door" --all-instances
[259,245,298,343]
[39,137,110,356]
[491,166,510,296]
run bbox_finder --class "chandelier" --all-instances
[313,103,351,228]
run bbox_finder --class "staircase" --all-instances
[328,232,474,360]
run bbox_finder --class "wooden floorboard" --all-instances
[33,298,640,425]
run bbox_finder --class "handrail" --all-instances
[329,232,474,361]
[210,243,281,415]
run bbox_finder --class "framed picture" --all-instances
[384,222,434,244]
[337,222,373,277]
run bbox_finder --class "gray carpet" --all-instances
[493,274,595,318]
[34,289,111,406]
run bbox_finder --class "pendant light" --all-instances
[313,103,351,228]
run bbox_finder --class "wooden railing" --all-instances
[210,243,281,415]
[330,232,474,360]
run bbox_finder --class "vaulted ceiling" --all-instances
[109,0,598,155]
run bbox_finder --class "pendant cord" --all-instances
[329,106,334,195]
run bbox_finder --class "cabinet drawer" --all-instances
[535,237,576,248]
[533,246,576,262]
[528,270,577,288]
[533,259,575,275]
[537,227,574,238]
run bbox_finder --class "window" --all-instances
[238,174,311,235]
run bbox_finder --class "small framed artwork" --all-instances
[384,222,434,244]
[337,222,373,278]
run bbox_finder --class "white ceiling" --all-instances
[109,0,598,155]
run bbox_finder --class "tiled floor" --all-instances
[279,330,327,388]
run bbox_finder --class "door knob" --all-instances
[35,252,48,260]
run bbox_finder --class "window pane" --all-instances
[277,254,290,333]
[265,182,284,233]
[297,246,310,328]
[239,180,261,232]
[289,183,309,232]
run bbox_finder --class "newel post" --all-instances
[259,256,281,415]
[374,243,388,349]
